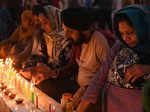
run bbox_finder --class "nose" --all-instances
[122,34,130,42]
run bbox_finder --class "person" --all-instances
[68,0,81,8]
[77,5,150,112]
[0,10,35,61]
[0,8,16,41]
[60,7,110,108]
[92,0,113,9]
[32,5,43,27]
[92,8,116,48]
[121,0,150,7]
[142,81,150,112]
[28,5,72,79]
[21,5,79,102]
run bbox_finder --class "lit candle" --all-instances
[8,80,13,88]
[49,104,51,112]
[18,76,21,89]
[24,81,28,96]
[16,74,19,89]
[20,77,24,92]
[15,77,17,89]
[53,105,56,112]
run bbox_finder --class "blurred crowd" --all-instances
[0,0,150,41]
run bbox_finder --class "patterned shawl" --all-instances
[42,5,63,33]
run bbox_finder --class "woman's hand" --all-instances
[125,64,150,83]
[19,70,32,80]
[31,63,57,85]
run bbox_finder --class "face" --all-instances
[63,24,88,45]
[118,21,138,47]
[21,17,31,29]
[33,15,40,25]
[39,13,53,34]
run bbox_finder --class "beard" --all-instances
[73,32,89,45]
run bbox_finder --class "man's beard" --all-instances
[73,32,89,45]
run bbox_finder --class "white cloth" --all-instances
[77,31,110,86]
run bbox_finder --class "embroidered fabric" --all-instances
[108,45,150,88]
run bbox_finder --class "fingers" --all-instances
[125,73,133,82]
[131,76,138,83]
[77,101,92,112]
[33,74,45,85]
[125,67,136,83]
[125,67,141,83]
[125,67,133,82]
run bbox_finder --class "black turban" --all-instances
[61,7,94,31]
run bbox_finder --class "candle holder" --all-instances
[15,96,24,104]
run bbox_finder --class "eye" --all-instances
[127,31,135,36]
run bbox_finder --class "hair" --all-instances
[38,6,49,18]
[121,0,150,8]
[32,5,42,16]
[114,14,134,28]
[93,8,112,30]
[36,0,53,6]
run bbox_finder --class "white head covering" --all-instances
[43,5,63,33]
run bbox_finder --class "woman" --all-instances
[77,5,150,112]
[22,5,72,80]
[22,5,79,102]
[0,10,35,65]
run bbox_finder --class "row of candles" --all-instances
[0,58,56,112]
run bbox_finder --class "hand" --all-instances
[77,101,95,112]
[19,70,32,80]
[125,64,146,83]
[0,97,11,112]
[36,63,57,78]
[32,73,46,85]
[73,86,88,110]
[31,64,57,85]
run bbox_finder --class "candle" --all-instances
[36,95,38,108]
[30,82,34,103]
[8,80,12,88]
[21,79,23,92]
[49,104,51,112]
[53,105,56,112]
[15,77,17,89]
[24,81,28,96]
[18,77,21,89]
[31,89,34,103]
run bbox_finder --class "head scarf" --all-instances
[41,5,62,33]
[19,10,35,39]
[113,5,150,64]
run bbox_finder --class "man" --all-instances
[60,7,110,109]
[61,7,110,87]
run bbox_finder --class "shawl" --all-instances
[42,5,63,33]
[113,5,150,64]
